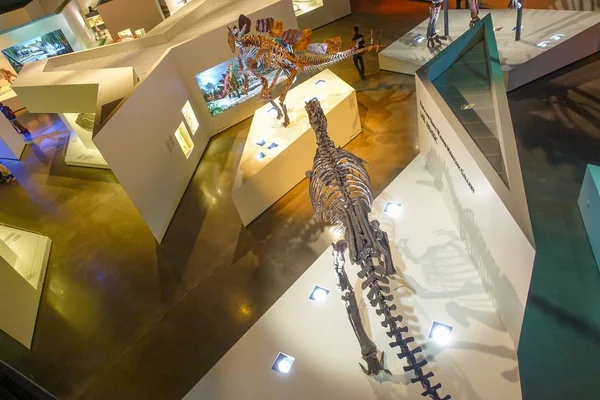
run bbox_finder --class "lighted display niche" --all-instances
[293,0,324,16]
[195,58,280,116]
[2,30,74,73]
[182,101,199,134]
[174,122,194,158]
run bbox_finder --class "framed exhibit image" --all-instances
[174,121,194,159]
[2,30,74,73]
[195,57,281,117]
[293,0,324,16]
[182,101,199,134]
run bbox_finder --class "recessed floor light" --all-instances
[309,285,330,302]
[271,352,295,374]
[383,201,402,217]
[255,152,266,161]
[267,142,279,150]
[415,35,424,43]
[550,34,564,41]
[428,321,453,346]
[256,139,266,146]
[536,41,551,48]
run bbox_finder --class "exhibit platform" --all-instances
[578,164,600,271]
[378,9,600,91]
[185,155,521,400]
[231,69,361,226]
[61,114,109,169]
[0,224,52,349]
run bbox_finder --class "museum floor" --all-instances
[1,1,600,399]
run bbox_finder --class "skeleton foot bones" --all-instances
[304,98,451,399]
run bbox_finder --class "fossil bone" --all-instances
[304,98,450,399]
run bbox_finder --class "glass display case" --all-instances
[174,121,194,158]
[181,101,199,134]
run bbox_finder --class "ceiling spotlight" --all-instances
[255,152,266,161]
[271,352,295,374]
[383,201,402,217]
[550,34,564,41]
[309,285,330,302]
[536,41,551,48]
[428,321,453,346]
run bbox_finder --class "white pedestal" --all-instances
[0,115,24,160]
[378,9,600,91]
[186,156,521,400]
[0,225,52,349]
[60,113,109,169]
[578,164,600,271]
[231,69,361,226]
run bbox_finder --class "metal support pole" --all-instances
[444,0,449,36]
[515,0,523,41]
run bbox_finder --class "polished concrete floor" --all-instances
[0,1,599,399]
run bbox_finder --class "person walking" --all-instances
[352,26,367,80]
[0,161,16,183]
[0,102,31,141]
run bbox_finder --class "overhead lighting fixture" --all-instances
[256,139,266,146]
[536,41,551,48]
[255,152,266,161]
[267,142,279,150]
[271,352,295,374]
[550,34,564,41]
[383,201,402,217]
[309,285,330,302]
[428,321,453,346]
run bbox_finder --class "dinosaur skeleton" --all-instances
[426,0,446,48]
[227,14,380,127]
[468,0,480,27]
[304,98,450,400]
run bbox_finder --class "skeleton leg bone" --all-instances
[278,69,297,127]
[333,241,388,376]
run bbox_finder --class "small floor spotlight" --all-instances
[428,321,453,346]
[267,142,279,150]
[414,35,425,43]
[536,41,551,48]
[383,201,402,217]
[255,152,266,161]
[256,139,266,146]
[271,352,295,374]
[550,34,564,41]
[315,79,326,86]
[309,285,330,302]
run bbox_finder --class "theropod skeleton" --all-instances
[426,0,446,48]
[228,14,380,127]
[304,98,450,400]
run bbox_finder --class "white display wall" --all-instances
[415,75,535,347]
[294,0,351,30]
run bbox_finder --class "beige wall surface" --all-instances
[97,0,164,39]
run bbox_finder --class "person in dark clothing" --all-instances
[0,103,29,134]
[352,26,367,80]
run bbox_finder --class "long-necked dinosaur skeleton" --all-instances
[304,98,450,400]
[427,0,446,48]
[227,14,380,127]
